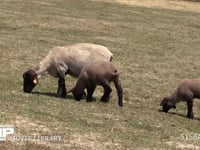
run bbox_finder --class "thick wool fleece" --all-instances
[35,43,113,79]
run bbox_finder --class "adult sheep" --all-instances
[23,43,113,97]
[160,79,200,119]
[68,61,123,106]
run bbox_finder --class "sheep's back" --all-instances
[82,61,118,83]
[41,43,113,78]
[188,79,200,97]
[178,79,200,98]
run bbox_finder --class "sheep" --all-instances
[23,43,113,97]
[160,79,200,119]
[67,61,123,107]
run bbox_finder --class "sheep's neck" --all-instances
[35,59,50,79]
[75,77,86,94]
[168,88,181,104]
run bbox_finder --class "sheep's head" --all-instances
[23,69,38,93]
[67,87,86,101]
[160,97,176,113]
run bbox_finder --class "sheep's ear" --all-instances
[33,79,38,84]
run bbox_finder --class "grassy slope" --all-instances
[0,0,200,149]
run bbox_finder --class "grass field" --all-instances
[0,0,200,149]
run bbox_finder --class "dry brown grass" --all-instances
[1,0,200,149]
[91,0,200,12]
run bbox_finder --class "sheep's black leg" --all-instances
[100,82,112,103]
[186,100,194,119]
[56,77,66,98]
[86,85,96,102]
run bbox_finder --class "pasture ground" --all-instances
[0,0,200,149]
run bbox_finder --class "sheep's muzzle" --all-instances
[162,104,170,113]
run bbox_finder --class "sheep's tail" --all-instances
[113,74,123,107]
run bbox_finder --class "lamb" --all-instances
[160,79,200,119]
[67,61,123,107]
[23,43,113,97]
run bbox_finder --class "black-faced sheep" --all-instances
[68,61,123,107]
[160,79,200,119]
[23,43,113,97]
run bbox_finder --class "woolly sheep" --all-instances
[23,43,113,97]
[68,61,123,107]
[160,79,200,119]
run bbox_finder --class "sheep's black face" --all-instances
[162,103,172,113]
[23,69,38,93]
[160,98,176,113]
[70,87,84,101]
[73,90,84,101]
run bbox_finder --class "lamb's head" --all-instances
[160,97,176,113]
[68,87,86,101]
[23,69,38,93]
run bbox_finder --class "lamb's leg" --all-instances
[56,77,66,98]
[186,100,194,119]
[100,82,112,103]
[86,85,96,102]
[113,76,123,107]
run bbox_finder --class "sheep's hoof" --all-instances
[86,97,95,102]
[75,99,81,101]
[187,114,194,119]
[187,117,194,120]
[56,92,66,98]
[56,95,66,98]
[56,88,66,98]
[100,96,110,103]
[118,102,123,107]
[86,97,96,102]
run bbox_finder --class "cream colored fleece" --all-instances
[35,43,113,79]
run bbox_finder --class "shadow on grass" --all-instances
[158,109,200,121]
[168,112,200,121]
[32,91,74,99]
[31,91,97,102]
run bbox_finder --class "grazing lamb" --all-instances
[68,61,123,107]
[160,79,200,119]
[23,43,113,97]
